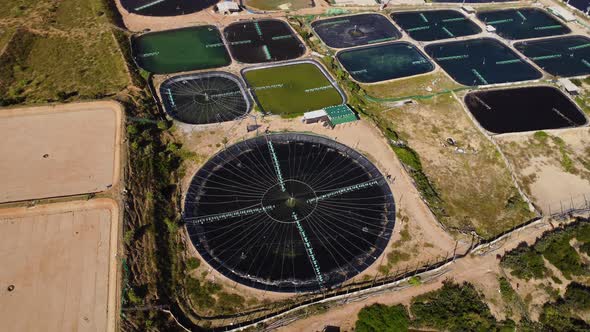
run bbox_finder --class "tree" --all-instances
[355,303,410,332]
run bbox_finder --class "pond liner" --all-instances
[311,13,401,49]
[183,133,396,293]
[159,71,251,125]
[464,86,588,134]
[120,0,218,17]
[223,19,306,64]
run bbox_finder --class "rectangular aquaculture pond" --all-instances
[464,86,587,134]
[311,13,401,49]
[242,61,344,116]
[515,36,590,77]
[121,0,217,16]
[564,0,589,15]
[132,26,231,74]
[476,8,570,40]
[337,42,434,83]
[425,38,542,86]
[224,19,305,63]
[391,10,481,41]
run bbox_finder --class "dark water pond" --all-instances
[184,133,395,292]
[391,10,481,41]
[224,19,305,63]
[337,42,434,83]
[515,36,590,77]
[465,86,587,134]
[564,0,589,15]
[425,38,542,86]
[121,0,218,16]
[477,8,570,40]
[311,13,401,49]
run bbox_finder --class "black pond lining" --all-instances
[183,133,395,292]
[224,19,306,64]
[464,86,587,134]
[159,72,251,125]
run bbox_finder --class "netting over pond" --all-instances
[159,72,250,125]
[184,133,396,292]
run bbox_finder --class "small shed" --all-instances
[216,1,240,15]
[486,25,496,33]
[558,78,580,95]
[548,6,576,22]
[302,109,328,124]
[324,104,358,127]
[462,6,476,14]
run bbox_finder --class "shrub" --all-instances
[186,257,200,270]
[501,242,547,280]
[411,281,500,332]
[355,304,410,332]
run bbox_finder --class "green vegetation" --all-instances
[355,281,516,332]
[356,280,590,332]
[539,283,590,331]
[0,0,40,19]
[412,281,513,331]
[533,130,549,142]
[502,221,590,280]
[356,304,410,332]
[0,27,15,51]
[498,276,525,319]
[0,0,129,105]
[186,257,201,270]
[185,277,245,314]
[534,224,588,279]
[243,62,343,116]
[502,242,548,280]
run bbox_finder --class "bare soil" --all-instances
[0,198,120,332]
[0,101,123,203]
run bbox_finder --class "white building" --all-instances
[548,6,576,22]
[558,78,580,95]
[216,1,240,15]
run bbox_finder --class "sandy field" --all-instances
[496,127,590,214]
[0,101,123,203]
[0,198,119,332]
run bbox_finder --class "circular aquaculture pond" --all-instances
[160,72,250,124]
[184,133,395,292]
